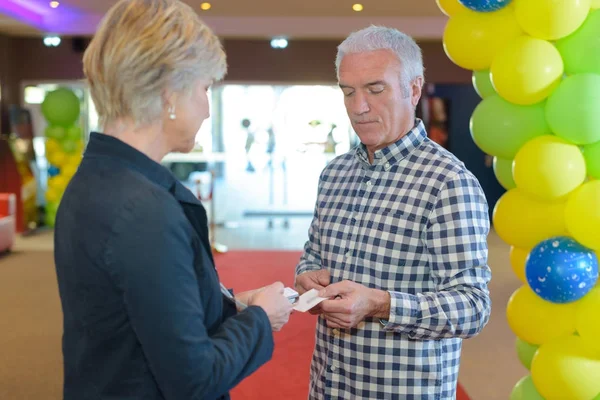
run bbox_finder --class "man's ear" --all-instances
[411,77,424,108]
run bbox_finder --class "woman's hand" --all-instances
[250,282,294,331]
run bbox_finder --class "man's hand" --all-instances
[318,280,391,329]
[295,269,330,315]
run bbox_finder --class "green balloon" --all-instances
[41,88,81,127]
[470,95,551,159]
[493,157,516,190]
[45,125,66,140]
[472,70,497,99]
[510,376,544,400]
[584,140,600,179]
[516,337,539,370]
[556,10,600,75]
[66,125,82,141]
[546,73,600,145]
[45,200,60,227]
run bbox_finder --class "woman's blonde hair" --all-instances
[83,0,227,128]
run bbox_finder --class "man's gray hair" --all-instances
[335,25,425,88]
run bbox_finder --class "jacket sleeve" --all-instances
[381,171,492,340]
[105,192,274,400]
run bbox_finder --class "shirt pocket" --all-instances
[358,208,427,290]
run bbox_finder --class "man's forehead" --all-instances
[339,51,400,84]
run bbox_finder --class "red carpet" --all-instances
[215,250,472,400]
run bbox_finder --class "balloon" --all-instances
[576,287,600,352]
[531,334,600,400]
[45,138,67,168]
[443,7,522,70]
[513,135,586,200]
[510,246,529,283]
[594,0,600,7]
[48,175,68,192]
[556,10,600,75]
[526,236,598,303]
[565,181,600,251]
[65,125,82,141]
[45,200,59,227]
[459,0,513,12]
[472,70,496,99]
[546,73,600,145]
[469,95,550,159]
[490,35,563,105]
[47,165,60,178]
[41,88,81,127]
[60,138,78,154]
[493,189,567,249]
[584,140,600,179]
[510,375,544,400]
[436,0,468,16]
[516,338,540,370]
[506,285,577,345]
[493,157,516,190]
[514,0,591,40]
[45,125,66,140]
[45,186,61,204]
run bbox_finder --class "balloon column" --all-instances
[41,88,84,227]
[439,0,600,399]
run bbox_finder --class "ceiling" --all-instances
[0,0,448,39]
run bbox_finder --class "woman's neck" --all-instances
[103,119,169,163]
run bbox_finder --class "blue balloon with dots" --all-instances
[459,0,513,12]
[526,236,598,304]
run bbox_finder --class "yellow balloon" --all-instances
[507,286,577,345]
[576,287,600,352]
[48,175,68,192]
[593,0,600,8]
[513,135,587,200]
[436,0,468,16]
[490,35,563,105]
[515,0,592,40]
[510,246,530,283]
[443,7,523,71]
[45,186,61,204]
[565,181,600,251]
[493,189,567,249]
[531,335,600,400]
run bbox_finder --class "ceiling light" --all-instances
[200,2,211,10]
[352,3,364,11]
[270,37,288,49]
[50,1,60,8]
[43,36,61,47]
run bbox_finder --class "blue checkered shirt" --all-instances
[295,119,492,399]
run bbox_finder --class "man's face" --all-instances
[339,49,422,156]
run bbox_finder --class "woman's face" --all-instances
[165,79,211,153]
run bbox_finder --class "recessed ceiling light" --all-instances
[50,1,60,8]
[200,2,211,10]
[352,3,364,12]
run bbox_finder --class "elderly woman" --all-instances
[53,1,293,399]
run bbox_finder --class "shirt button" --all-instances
[384,162,391,170]
[366,180,372,187]
[332,328,339,336]
[331,364,337,372]
[345,251,352,259]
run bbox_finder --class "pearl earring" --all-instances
[168,105,176,120]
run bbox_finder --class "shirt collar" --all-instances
[84,132,201,206]
[355,118,427,168]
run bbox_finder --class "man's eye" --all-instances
[369,86,384,94]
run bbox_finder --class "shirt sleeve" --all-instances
[296,175,325,277]
[105,191,274,399]
[381,171,492,340]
